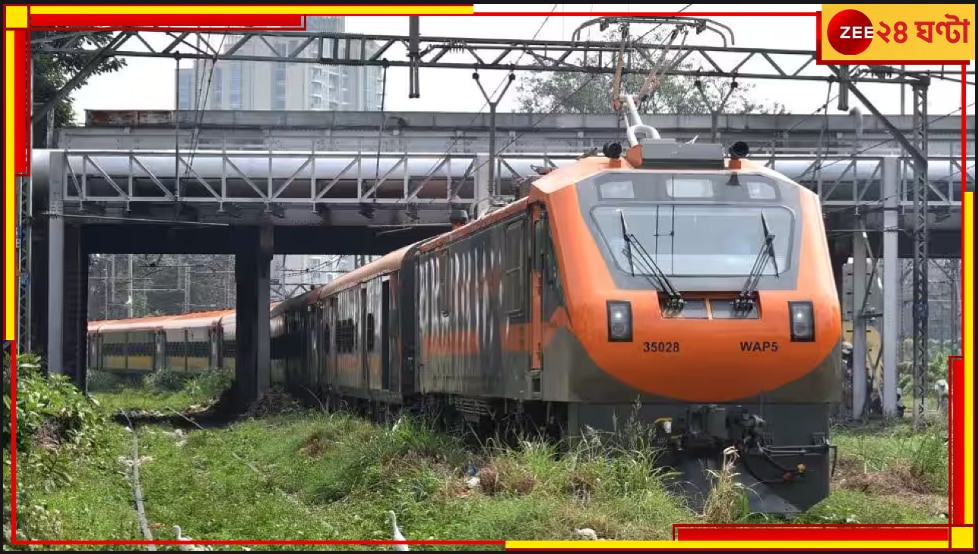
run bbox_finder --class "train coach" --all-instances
[88,111,844,516]
[87,305,282,377]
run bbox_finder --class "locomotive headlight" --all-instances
[607,300,633,342]
[788,301,815,342]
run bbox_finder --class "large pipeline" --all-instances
[26,149,974,198]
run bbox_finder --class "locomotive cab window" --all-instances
[595,172,782,203]
[667,178,714,198]
[504,219,525,313]
[591,204,795,277]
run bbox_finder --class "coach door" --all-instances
[360,285,369,389]
[381,278,392,391]
[209,326,220,369]
[308,305,320,390]
[317,302,328,389]
[529,203,547,400]
[154,332,165,371]
[328,297,338,386]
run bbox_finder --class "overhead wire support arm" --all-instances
[472,70,516,200]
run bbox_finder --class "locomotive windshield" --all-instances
[591,204,794,277]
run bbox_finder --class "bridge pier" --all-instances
[45,175,89,389]
[231,224,273,409]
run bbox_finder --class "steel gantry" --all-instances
[25,20,975,403]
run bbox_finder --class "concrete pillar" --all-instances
[851,228,868,419]
[257,223,272,396]
[881,157,900,416]
[63,228,88,388]
[46,153,65,375]
[233,225,272,407]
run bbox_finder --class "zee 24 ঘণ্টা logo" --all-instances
[825,7,971,57]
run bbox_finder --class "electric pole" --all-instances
[127,254,134,318]
[184,262,191,313]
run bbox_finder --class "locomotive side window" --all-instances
[504,220,525,313]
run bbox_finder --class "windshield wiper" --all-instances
[734,212,781,312]
[618,210,686,312]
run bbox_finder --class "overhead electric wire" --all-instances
[183,33,230,178]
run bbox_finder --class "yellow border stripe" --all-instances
[951,526,974,550]
[505,541,950,549]
[4,6,28,28]
[4,30,16,341]
[963,190,974,526]
[29,5,474,15]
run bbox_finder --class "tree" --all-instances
[31,31,127,147]
[516,28,787,117]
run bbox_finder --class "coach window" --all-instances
[505,219,524,313]
[366,313,376,351]
[337,320,347,353]
[323,322,331,354]
[350,318,362,352]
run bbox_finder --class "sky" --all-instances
[69,4,975,124]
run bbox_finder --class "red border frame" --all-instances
[4,5,973,549]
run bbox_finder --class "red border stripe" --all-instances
[674,525,951,542]
[13,28,28,175]
[30,14,305,28]
[950,356,965,524]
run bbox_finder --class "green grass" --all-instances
[86,368,232,414]
[11,381,950,549]
[780,421,948,524]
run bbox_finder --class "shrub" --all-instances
[3,351,109,547]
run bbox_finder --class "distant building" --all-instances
[175,17,385,292]
[176,16,384,112]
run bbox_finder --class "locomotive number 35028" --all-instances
[642,341,680,353]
